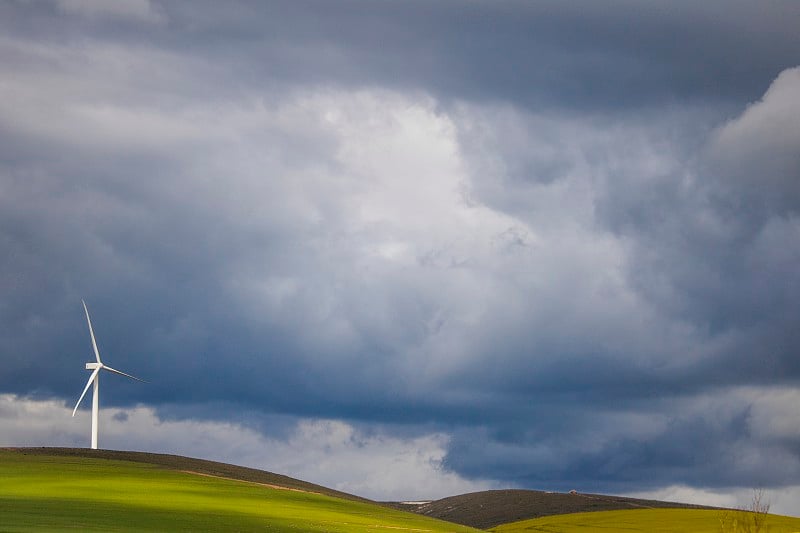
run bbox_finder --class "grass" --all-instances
[490,508,800,533]
[0,450,480,532]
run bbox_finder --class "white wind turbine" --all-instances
[72,300,145,449]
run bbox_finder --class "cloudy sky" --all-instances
[2,0,800,514]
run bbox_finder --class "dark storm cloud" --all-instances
[444,388,800,493]
[2,0,800,503]
[596,69,800,380]
[164,0,799,111]
[435,66,800,491]
[4,1,799,112]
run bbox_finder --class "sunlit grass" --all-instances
[0,451,479,532]
[490,508,800,533]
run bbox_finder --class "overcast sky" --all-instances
[2,0,800,514]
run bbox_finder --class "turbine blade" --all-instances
[82,300,102,364]
[102,365,147,383]
[72,367,101,416]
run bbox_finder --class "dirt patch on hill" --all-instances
[179,469,322,494]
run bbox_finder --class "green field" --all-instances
[0,450,479,532]
[490,508,800,533]
[6,450,800,533]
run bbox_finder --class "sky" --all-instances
[2,0,800,514]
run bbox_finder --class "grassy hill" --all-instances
[0,448,480,532]
[6,447,800,533]
[391,488,721,530]
[8,447,370,503]
[489,508,800,532]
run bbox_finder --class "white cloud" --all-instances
[713,67,800,159]
[0,394,495,501]
[709,66,800,213]
[742,387,800,443]
[631,485,800,518]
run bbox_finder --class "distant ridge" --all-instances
[388,488,723,530]
[4,447,372,504]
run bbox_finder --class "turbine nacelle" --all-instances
[86,362,102,370]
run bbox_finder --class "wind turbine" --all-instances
[72,300,145,449]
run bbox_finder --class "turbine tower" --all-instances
[73,300,145,449]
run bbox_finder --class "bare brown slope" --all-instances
[388,489,722,530]
[4,447,372,504]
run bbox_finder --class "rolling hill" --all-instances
[8,446,370,502]
[1,447,480,532]
[6,447,800,533]
[389,488,721,529]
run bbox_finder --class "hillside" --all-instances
[8,446,369,503]
[390,488,721,530]
[4,447,742,532]
[1,448,481,532]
